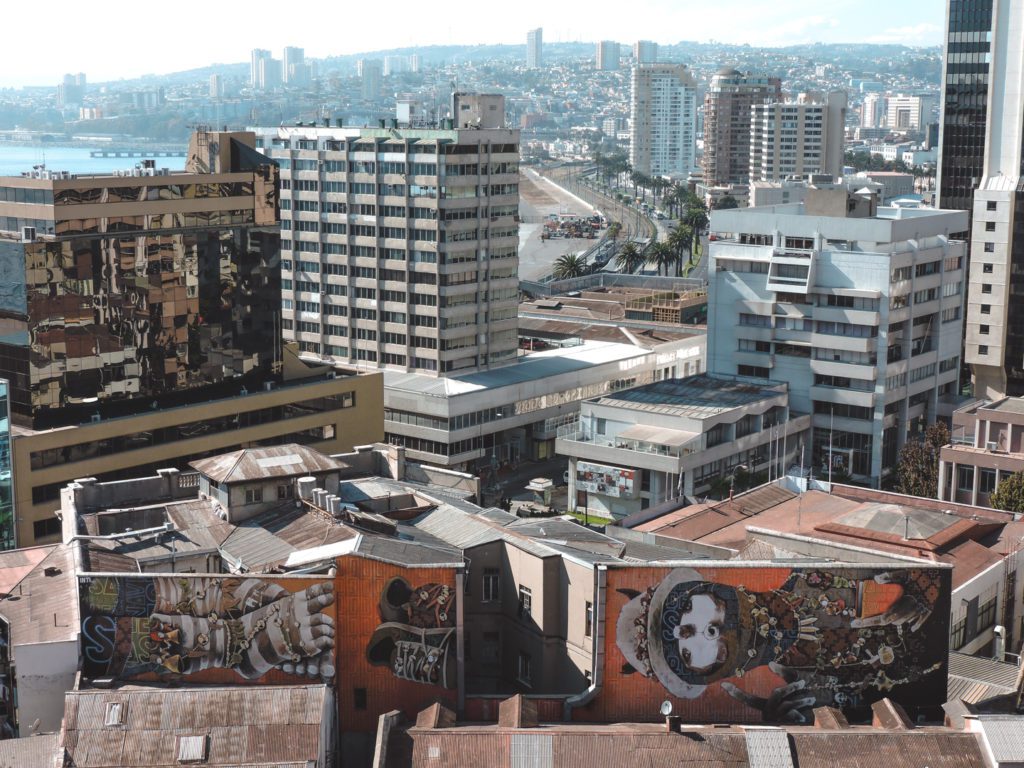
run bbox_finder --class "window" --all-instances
[978,596,998,633]
[980,325,990,335]
[482,631,500,666]
[353,688,367,710]
[957,465,975,492]
[177,735,208,764]
[984,242,995,253]
[245,488,264,504]
[33,517,61,539]
[950,615,967,648]
[517,651,532,686]
[979,468,996,495]
[596,418,607,435]
[518,585,532,617]
[983,262,994,272]
[982,304,991,314]
[987,201,997,211]
[105,701,126,727]
[979,345,989,355]
[986,221,996,231]
[982,284,992,294]
[482,568,500,602]
[585,601,593,638]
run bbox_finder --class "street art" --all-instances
[366,576,456,689]
[616,566,946,722]
[79,575,335,682]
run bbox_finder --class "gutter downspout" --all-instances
[563,564,606,721]
[456,564,466,718]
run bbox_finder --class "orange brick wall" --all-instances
[334,558,459,732]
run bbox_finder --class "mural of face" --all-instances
[673,593,727,675]
[616,566,946,722]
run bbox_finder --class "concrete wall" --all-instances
[13,639,78,735]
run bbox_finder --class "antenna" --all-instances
[660,700,673,716]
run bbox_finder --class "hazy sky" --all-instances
[2,0,943,88]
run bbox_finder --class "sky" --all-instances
[1,0,943,88]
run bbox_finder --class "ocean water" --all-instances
[0,144,186,176]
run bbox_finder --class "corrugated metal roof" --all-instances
[744,728,794,768]
[0,733,60,767]
[0,543,78,644]
[0,545,55,594]
[62,684,328,767]
[190,443,347,483]
[978,716,1024,762]
[948,652,1020,691]
[786,732,987,767]
[511,733,553,768]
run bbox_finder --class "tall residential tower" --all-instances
[527,28,543,69]
[629,64,698,177]
[702,67,782,187]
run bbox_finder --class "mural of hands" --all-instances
[721,662,819,724]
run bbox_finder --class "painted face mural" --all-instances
[366,577,456,689]
[80,576,335,682]
[616,567,945,722]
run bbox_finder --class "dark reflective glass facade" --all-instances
[938,0,993,216]
[0,161,282,430]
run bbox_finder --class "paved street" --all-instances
[518,168,598,281]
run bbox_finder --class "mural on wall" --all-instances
[79,575,335,682]
[366,576,456,689]
[616,566,946,722]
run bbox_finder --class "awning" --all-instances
[616,424,697,448]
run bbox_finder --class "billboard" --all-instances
[576,461,637,499]
[79,574,336,684]
[578,564,950,724]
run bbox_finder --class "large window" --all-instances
[518,585,532,617]
[482,568,500,602]
[517,651,532,686]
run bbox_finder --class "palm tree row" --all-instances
[551,252,589,280]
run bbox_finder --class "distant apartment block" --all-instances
[860,92,885,129]
[940,396,1024,506]
[629,64,697,177]
[527,28,543,69]
[703,67,782,187]
[749,91,847,183]
[596,41,620,71]
[633,40,657,64]
[250,48,271,88]
[360,59,383,100]
[708,189,967,484]
[885,93,937,132]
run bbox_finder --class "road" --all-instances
[518,167,599,281]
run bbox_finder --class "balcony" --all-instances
[555,423,698,474]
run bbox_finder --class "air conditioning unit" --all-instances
[987,441,999,451]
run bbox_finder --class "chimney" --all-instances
[812,706,850,729]
[498,694,538,728]
[871,698,913,730]
[415,702,456,729]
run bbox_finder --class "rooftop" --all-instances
[190,443,348,484]
[589,374,785,420]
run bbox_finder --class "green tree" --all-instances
[991,470,1024,513]
[668,224,694,274]
[895,421,950,498]
[615,241,644,274]
[650,241,675,276]
[551,252,589,280]
[714,195,740,210]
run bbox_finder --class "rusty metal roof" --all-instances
[0,733,60,767]
[62,684,329,767]
[190,443,347,484]
[0,543,78,645]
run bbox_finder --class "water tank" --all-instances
[297,476,316,501]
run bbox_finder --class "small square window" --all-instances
[982,304,991,314]
[245,488,263,504]
[980,324,990,334]
[982,284,993,294]
[979,345,989,355]
[987,201,998,211]
[984,242,995,253]
[986,221,996,231]
[104,701,126,727]
[983,262,994,272]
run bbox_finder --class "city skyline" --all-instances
[1,0,942,88]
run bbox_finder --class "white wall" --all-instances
[14,639,78,735]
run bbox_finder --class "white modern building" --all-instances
[283,46,305,85]
[707,189,968,484]
[253,118,521,376]
[884,93,937,132]
[527,28,543,69]
[861,92,885,129]
[555,374,810,517]
[629,64,698,177]
[633,40,657,64]
[749,91,847,183]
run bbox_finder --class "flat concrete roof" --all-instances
[590,374,785,420]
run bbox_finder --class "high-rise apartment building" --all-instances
[629,64,698,177]
[258,57,282,91]
[861,92,884,129]
[360,59,383,100]
[250,48,271,87]
[209,74,223,99]
[527,28,543,69]
[596,41,620,71]
[749,91,847,183]
[253,115,521,376]
[283,46,305,85]
[634,40,657,64]
[0,130,384,545]
[963,1,1024,399]
[708,189,967,485]
[56,74,86,108]
[703,67,782,187]
[937,1,994,215]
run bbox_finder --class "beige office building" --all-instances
[749,91,847,183]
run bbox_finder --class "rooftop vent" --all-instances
[177,734,209,763]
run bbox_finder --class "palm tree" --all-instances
[668,225,694,274]
[552,252,589,280]
[615,241,644,274]
[650,242,675,277]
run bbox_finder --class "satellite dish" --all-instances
[660,700,673,717]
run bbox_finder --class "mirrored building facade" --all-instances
[0,131,282,429]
